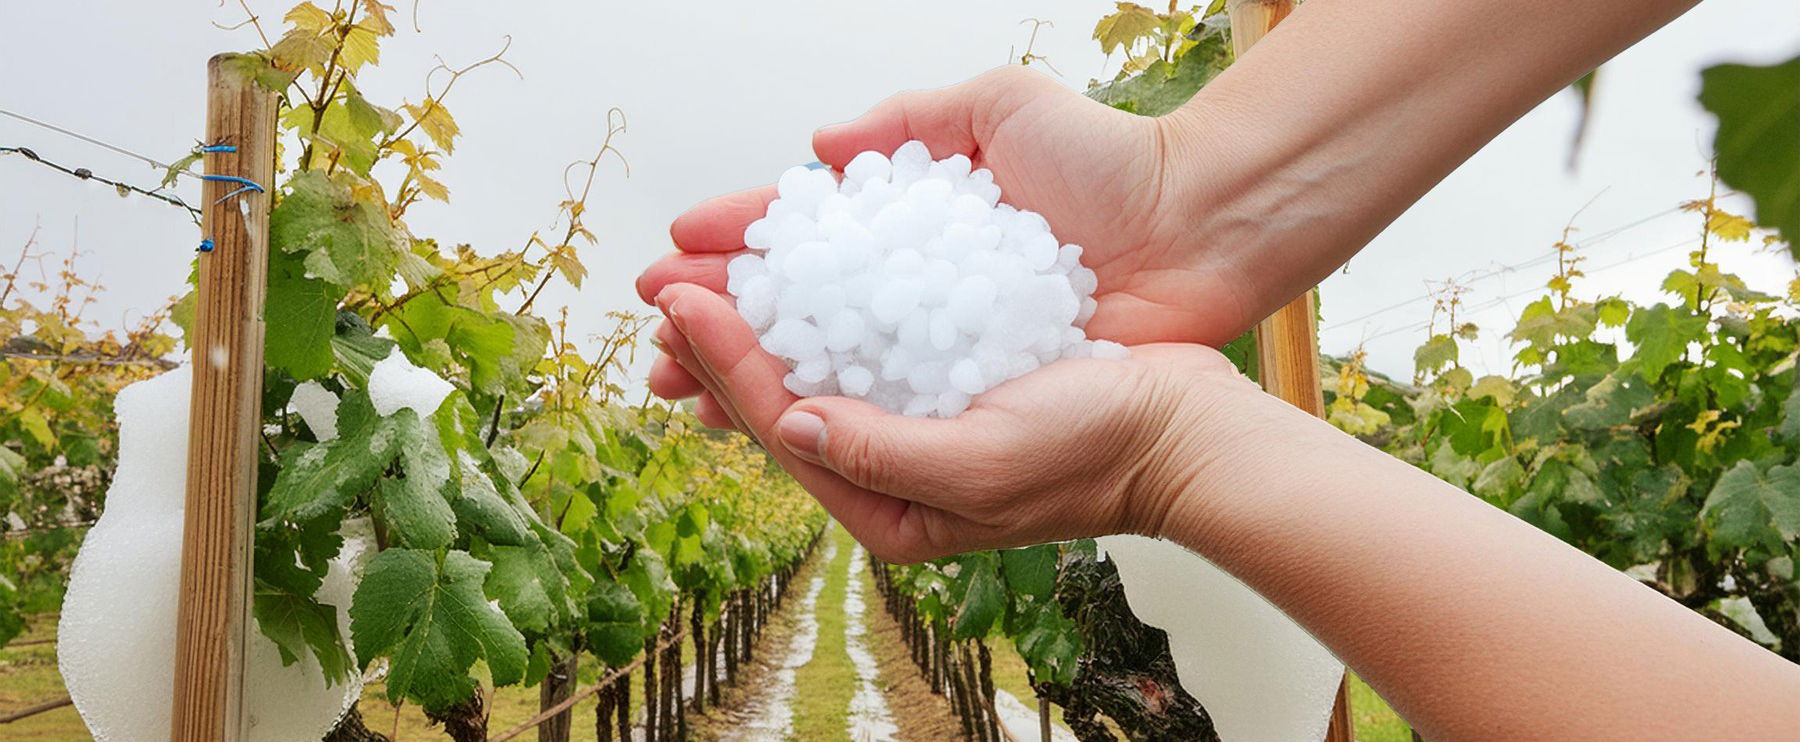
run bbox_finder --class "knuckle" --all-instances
[835,428,900,492]
[867,541,925,565]
[984,64,1039,87]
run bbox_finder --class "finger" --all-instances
[648,351,706,400]
[694,392,737,430]
[656,283,797,435]
[636,251,738,306]
[772,395,1013,506]
[812,65,1051,170]
[653,319,750,432]
[656,283,931,557]
[669,185,778,254]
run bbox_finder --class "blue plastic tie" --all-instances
[197,238,216,253]
[200,145,237,153]
[200,174,264,191]
[803,161,829,171]
[201,174,266,205]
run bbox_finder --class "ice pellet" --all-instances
[728,140,1126,417]
[368,349,455,417]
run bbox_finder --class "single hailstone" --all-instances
[59,367,369,742]
[730,141,1127,418]
[368,348,456,417]
[1098,535,1345,742]
[291,380,341,440]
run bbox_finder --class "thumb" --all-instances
[773,396,1007,504]
[812,65,1052,170]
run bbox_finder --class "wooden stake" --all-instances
[170,53,277,742]
[1226,1,1355,740]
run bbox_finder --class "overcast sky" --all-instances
[3,0,1797,387]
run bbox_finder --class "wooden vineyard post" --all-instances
[170,53,277,742]
[1226,1,1356,741]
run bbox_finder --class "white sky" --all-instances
[3,0,1797,387]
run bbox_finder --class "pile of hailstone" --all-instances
[727,141,1126,418]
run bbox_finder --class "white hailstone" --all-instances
[289,381,341,441]
[728,140,1126,418]
[1092,340,1131,360]
[844,151,892,184]
[727,254,767,294]
[838,365,875,397]
[368,349,455,417]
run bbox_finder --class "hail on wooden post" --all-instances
[170,53,277,742]
[1225,1,1357,741]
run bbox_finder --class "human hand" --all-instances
[637,66,1259,407]
[648,281,1261,562]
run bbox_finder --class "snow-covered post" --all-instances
[1227,2,1356,741]
[169,53,277,742]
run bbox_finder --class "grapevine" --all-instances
[175,1,827,734]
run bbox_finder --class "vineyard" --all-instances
[3,1,1798,742]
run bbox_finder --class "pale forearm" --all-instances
[1162,0,1699,323]
[1156,393,1800,741]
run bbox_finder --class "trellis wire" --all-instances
[0,107,200,180]
[0,696,72,725]
[1324,204,1686,333]
[1355,234,1704,344]
[1,146,201,219]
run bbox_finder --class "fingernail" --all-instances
[776,411,827,466]
[657,291,687,331]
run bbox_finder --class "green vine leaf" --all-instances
[452,452,535,546]
[264,391,399,523]
[1701,462,1800,553]
[485,542,572,636]
[270,170,402,289]
[1000,545,1058,600]
[951,554,1006,640]
[1624,303,1707,382]
[350,548,529,711]
[584,577,647,666]
[1087,32,1230,117]
[1699,55,1800,253]
[265,250,343,381]
[253,590,355,684]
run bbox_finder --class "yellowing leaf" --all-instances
[1597,296,1631,327]
[360,1,398,36]
[546,245,587,289]
[1093,2,1160,56]
[271,28,333,73]
[1706,210,1755,242]
[1686,408,1741,453]
[340,24,383,72]
[1328,399,1391,436]
[403,99,459,153]
[1414,334,1459,377]
[414,172,450,202]
[284,2,333,33]
[1468,375,1517,406]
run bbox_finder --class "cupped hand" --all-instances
[638,66,1257,402]
[649,282,1259,562]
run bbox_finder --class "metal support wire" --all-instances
[1,145,201,219]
